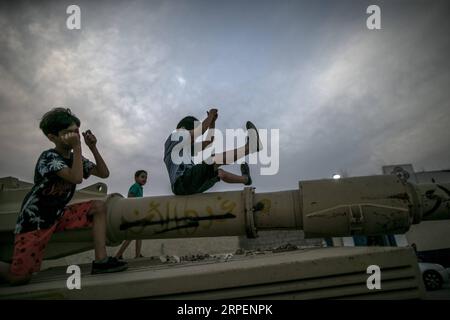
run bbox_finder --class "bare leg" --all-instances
[115,240,132,258]
[135,240,142,258]
[214,144,249,165]
[89,200,108,261]
[217,169,249,184]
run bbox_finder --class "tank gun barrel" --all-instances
[1,175,449,261]
[105,175,450,243]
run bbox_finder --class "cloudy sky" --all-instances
[0,0,449,196]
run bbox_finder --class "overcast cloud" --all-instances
[0,0,449,196]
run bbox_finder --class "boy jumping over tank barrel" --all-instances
[164,108,262,195]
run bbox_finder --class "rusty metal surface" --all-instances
[300,176,413,237]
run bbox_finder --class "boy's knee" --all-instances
[217,169,225,180]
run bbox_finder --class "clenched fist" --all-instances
[61,132,81,148]
[82,130,97,148]
[207,108,218,121]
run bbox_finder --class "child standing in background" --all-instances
[115,170,147,259]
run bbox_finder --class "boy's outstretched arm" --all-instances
[56,133,84,184]
[202,117,215,150]
[188,108,218,144]
[83,130,110,178]
[192,120,215,153]
[191,111,216,152]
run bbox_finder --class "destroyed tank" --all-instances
[0,175,449,299]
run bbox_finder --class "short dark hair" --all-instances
[176,116,198,131]
[39,108,80,136]
[135,170,147,178]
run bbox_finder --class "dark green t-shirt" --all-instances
[128,183,143,198]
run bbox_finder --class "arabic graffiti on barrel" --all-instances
[119,197,237,235]
[120,213,236,231]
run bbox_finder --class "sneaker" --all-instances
[246,121,263,152]
[240,163,252,186]
[91,256,128,275]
